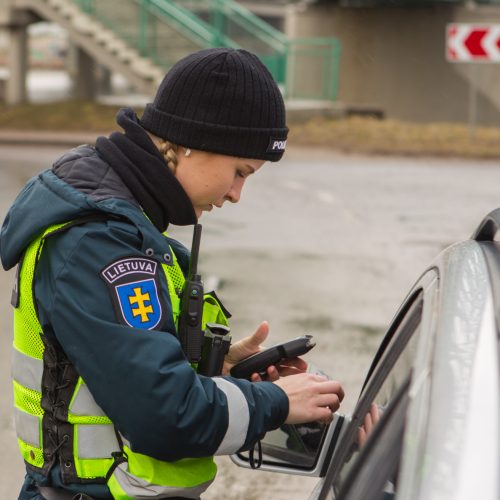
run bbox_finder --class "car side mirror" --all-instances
[231,413,346,477]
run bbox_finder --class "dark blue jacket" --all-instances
[1,145,288,498]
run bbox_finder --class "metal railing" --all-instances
[286,38,341,101]
[73,0,236,68]
[71,0,341,101]
[175,0,289,81]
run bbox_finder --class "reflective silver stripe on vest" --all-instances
[212,377,250,455]
[77,424,119,459]
[14,407,41,448]
[120,434,131,449]
[12,347,108,418]
[12,347,43,393]
[112,462,214,499]
[70,383,107,417]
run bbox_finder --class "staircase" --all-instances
[11,0,169,95]
[7,0,341,100]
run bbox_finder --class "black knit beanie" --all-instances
[140,48,288,162]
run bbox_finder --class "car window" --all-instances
[337,376,411,500]
[317,288,423,500]
[370,311,420,411]
[361,287,423,394]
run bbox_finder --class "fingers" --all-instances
[225,321,270,369]
[316,407,335,425]
[250,365,279,383]
[248,321,269,348]
[266,365,280,381]
[280,357,308,372]
[314,393,341,412]
[229,321,269,360]
[363,410,374,436]
[276,373,344,425]
[248,358,306,383]
[275,365,304,378]
[325,380,344,402]
[357,404,381,447]
[312,378,345,402]
[357,426,367,447]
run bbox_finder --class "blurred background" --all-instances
[2,0,500,152]
[3,0,500,123]
[2,0,500,498]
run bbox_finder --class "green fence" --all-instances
[72,0,341,101]
[174,0,289,82]
[73,0,235,68]
[286,38,341,101]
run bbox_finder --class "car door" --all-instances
[231,268,438,491]
[314,268,439,500]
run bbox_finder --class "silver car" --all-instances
[232,209,500,500]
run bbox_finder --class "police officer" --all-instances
[1,48,344,500]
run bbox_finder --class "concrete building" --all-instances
[286,0,500,125]
[2,0,500,125]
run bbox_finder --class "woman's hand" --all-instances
[223,321,308,381]
[357,403,381,447]
[274,373,345,425]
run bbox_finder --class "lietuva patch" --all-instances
[100,257,163,330]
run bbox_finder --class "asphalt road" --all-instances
[1,145,500,499]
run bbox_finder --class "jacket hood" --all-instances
[0,166,101,270]
[1,144,182,271]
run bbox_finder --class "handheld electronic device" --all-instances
[178,224,204,363]
[230,335,316,380]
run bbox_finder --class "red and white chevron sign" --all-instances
[447,23,500,62]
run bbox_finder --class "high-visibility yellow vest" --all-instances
[12,221,229,499]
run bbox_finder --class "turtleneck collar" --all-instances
[95,107,197,231]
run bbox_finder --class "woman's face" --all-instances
[175,150,265,218]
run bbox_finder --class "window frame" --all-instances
[316,286,425,500]
[336,375,411,500]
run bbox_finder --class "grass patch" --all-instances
[2,101,500,158]
[0,101,140,133]
[289,116,500,158]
